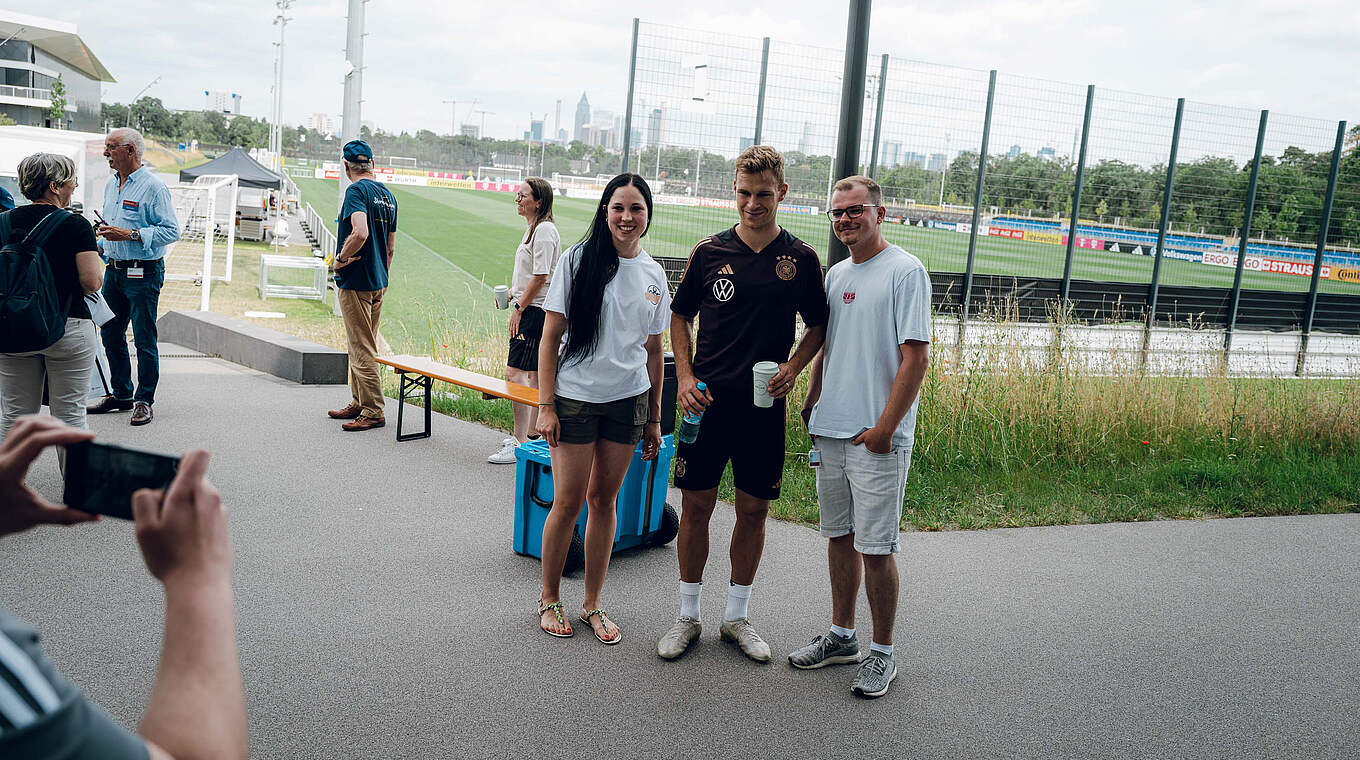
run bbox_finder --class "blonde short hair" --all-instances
[18,153,77,201]
[734,145,785,187]
[832,175,882,205]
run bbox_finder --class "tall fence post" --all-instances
[1296,119,1347,377]
[868,54,888,179]
[753,36,770,145]
[1224,109,1269,368]
[957,69,997,353]
[826,0,873,267]
[337,0,366,211]
[620,17,640,173]
[1060,84,1095,307]
[1142,97,1185,371]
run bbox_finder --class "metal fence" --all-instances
[617,19,1360,374]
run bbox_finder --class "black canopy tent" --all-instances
[178,148,282,189]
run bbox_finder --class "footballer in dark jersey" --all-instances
[658,145,829,664]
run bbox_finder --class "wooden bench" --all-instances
[376,354,538,441]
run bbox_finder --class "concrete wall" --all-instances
[158,311,348,385]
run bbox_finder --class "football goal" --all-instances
[163,174,239,313]
[477,165,523,183]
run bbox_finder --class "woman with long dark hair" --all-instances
[534,174,669,642]
[488,177,560,464]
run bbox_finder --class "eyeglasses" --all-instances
[825,204,880,221]
[515,192,533,201]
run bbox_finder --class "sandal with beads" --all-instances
[580,608,622,645]
[538,600,573,638]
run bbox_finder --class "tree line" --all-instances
[99,96,1360,246]
[877,128,1360,247]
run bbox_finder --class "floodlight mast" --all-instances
[271,1,293,174]
[338,0,367,209]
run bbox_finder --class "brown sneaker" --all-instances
[88,395,134,414]
[341,415,385,432]
[327,402,363,419]
[130,401,154,426]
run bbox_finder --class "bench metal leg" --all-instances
[396,371,433,441]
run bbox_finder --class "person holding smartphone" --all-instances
[0,415,247,758]
[487,177,560,465]
[88,128,180,428]
[534,174,669,643]
[0,154,104,458]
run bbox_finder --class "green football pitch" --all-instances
[294,178,1355,306]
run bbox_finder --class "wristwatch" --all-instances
[512,301,522,311]
[130,229,141,242]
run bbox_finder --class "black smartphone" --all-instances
[63,441,180,520]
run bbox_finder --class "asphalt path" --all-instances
[2,351,1356,759]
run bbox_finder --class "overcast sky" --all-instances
[55,0,1359,158]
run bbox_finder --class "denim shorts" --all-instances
[555,392,648,445]
[813,436,912,554]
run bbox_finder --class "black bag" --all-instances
[0,209,71,352]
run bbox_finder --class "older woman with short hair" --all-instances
[0,153,103,449]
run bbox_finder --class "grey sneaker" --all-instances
[657,616,702,659]
[719,618,771,663]
[850,651,896,698]
[788,632,862,670]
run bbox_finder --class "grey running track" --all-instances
[3,350,1356,759]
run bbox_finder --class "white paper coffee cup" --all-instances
[752,361,780,408]
[494,285,510,309]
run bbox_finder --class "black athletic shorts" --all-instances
[672,383,786,501]
[506,305,545,371]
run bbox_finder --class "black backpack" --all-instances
[0,209,71,352]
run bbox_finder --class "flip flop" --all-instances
[580,608,623,645]
[538,600,573,638]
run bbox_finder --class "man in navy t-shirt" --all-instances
[327,140,398,431]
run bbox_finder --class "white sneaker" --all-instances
[488,440,518,464]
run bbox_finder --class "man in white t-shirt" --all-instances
[793,175,931,699]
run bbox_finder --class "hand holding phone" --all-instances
[131,449,230,587]
[64,441,180,520]
[0,416,98,536]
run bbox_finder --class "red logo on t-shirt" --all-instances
[842,291,856,304]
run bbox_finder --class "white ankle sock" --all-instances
[830,624,856,640]
[723,581,752,622]
[679,580,702,619]
[870,641,893,657]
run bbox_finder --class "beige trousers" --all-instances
[338,287,386,418]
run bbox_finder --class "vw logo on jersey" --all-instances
[712,278,735,302]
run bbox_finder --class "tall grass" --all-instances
[206,239,1358,531]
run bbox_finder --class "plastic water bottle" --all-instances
[676,381,707,444]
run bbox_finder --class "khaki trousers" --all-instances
[338,287,386,418]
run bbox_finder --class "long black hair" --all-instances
[560,173,653,367]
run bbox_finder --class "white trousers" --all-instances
[0,318,99,445]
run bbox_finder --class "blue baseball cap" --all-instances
[342,139,372,162]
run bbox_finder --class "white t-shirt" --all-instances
[810,244,932,447]
[543,244,671,403]
[511,221,561,308]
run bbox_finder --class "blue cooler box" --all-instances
[513,435,676,560]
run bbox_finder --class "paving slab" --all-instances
[1,351,1355,759]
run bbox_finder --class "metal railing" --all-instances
[301,201,336,255]
[0,84,50,101]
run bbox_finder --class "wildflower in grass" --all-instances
[1141,440,1150,445]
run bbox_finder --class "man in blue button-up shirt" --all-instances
[87,128,179,427]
